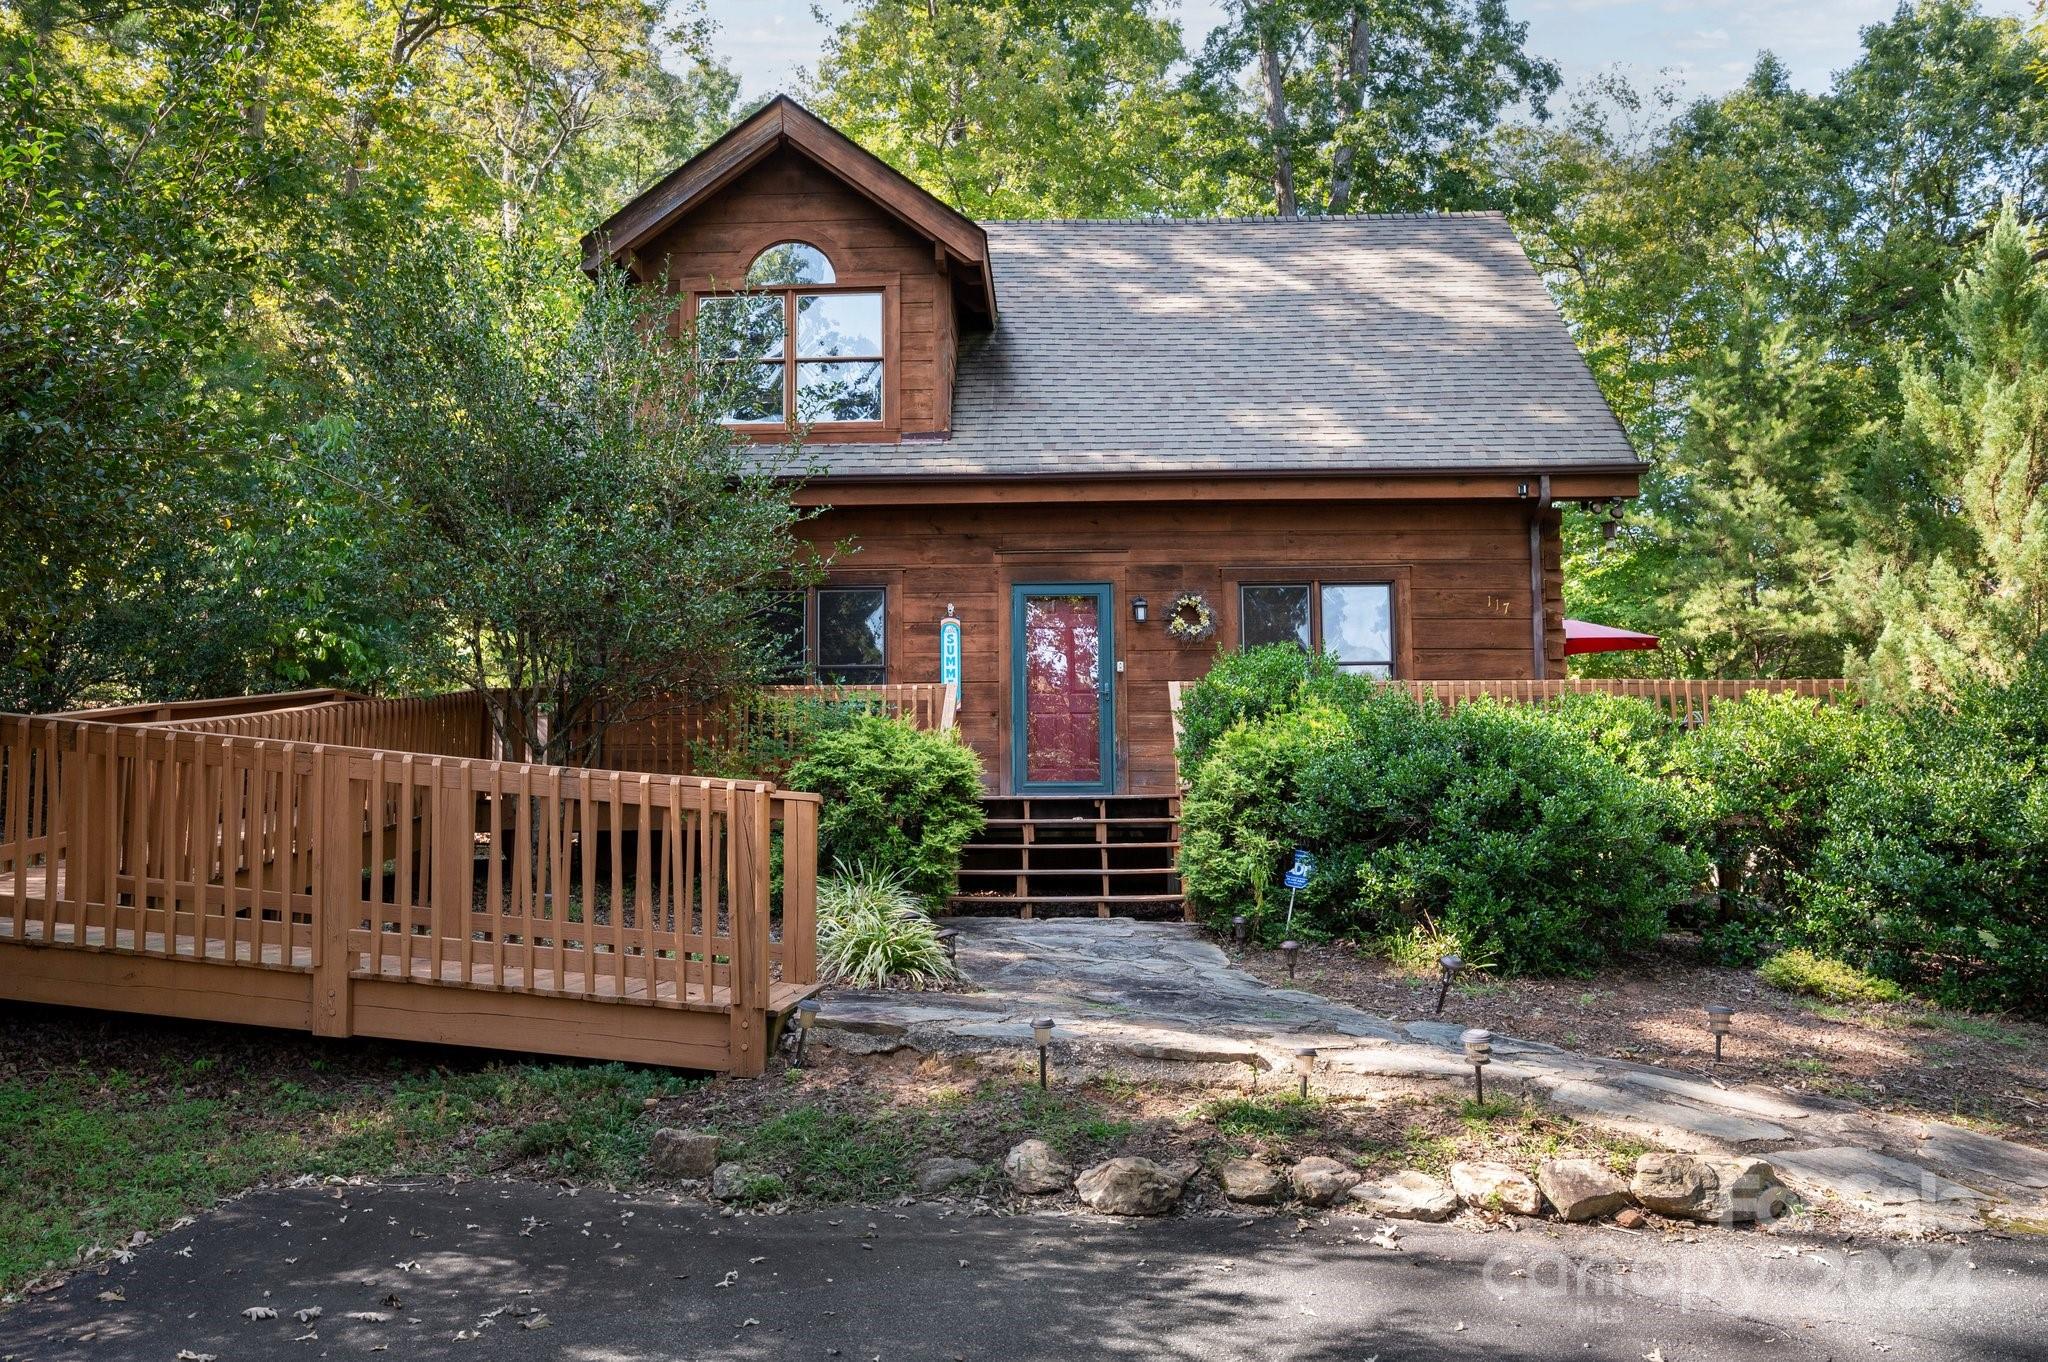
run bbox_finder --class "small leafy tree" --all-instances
[318,233,823,764]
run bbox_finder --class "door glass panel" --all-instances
[1022,593,1102,785]
[1321,583,1393,676]
[1240,584,1311,649]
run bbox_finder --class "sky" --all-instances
[705,0,2037,104]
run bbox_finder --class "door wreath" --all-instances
[1164,591,1216,643]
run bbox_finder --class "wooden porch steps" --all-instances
[948,794,1185,920]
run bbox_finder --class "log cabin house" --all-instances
[585,97,1645,914]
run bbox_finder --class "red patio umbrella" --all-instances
[1563,618,1661,656]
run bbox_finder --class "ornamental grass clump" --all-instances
[816,864,958,990]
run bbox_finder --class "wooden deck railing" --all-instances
[0,711,819,1074]
[590,682,959,776]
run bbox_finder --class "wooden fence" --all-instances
[1167,676,1854,773]
[0,710,820,1075]
[589,682,959,776]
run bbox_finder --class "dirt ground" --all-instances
[1231,935,2048,1147]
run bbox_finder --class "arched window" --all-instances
[745,241,836,286]
[699,239,884,427]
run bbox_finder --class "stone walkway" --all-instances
[816,918,2048,1235]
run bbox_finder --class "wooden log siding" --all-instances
[1166,677,1854,781]
[0,713,821,1075]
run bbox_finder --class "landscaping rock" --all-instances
[1219,1159,1285,1205]
[709,1162,750,1202]
[915,1157,983,1196]
[1003,1139,1074,1195]
[1615,1207,1648,1229]
[1074,1158,1189,1216]
[1349,1170,1458,1222]
[1631,1153,1788,1224]
[646,1129,720,1180]
[1448,1161,1542,1217]
[1535,1158,1630,1222]
[1288,1156,1360,1208]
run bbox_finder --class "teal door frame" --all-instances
[1010,582,1115,794]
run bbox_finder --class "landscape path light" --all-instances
[936,927,959,963]
[1706,1004,1735,1062]
[1461,1027,1493,1103]
[1294,1047,1317,1100]
[1434,954,1464,1015]
[1281,939,1300,979]
[1033,1017,1055,1090]
[794,998,820,1068]
[1231,915,1248,947]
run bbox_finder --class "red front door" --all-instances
[1014,587,1113,790]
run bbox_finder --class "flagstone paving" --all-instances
[816,917,2048,1235]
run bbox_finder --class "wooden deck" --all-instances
[0,702,831,1074]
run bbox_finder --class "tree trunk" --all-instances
[1259,24,1297,218]
[1325,8,1373,215]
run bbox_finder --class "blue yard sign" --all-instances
[1283,849,1315,890]
[939,613,963,689]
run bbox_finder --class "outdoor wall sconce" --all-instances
[794,998,820,1068]
[1434,954,1464,1015]
[1281,940,1300,979]
[1231,915,1248,947]
[1033,1017,1055,1089]
[1706,1003,1735,1062]
[936,927,958,963]
[1132,596,1148,623]
[1294,1047,1317,1100]
[1461,1028,1493,1103]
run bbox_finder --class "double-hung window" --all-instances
[697,241,885,427]
[1240,581,1395,676]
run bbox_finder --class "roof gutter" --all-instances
[784,460,1651,486]
[1527,473,1553,680]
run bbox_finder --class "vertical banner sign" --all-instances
[940,611,964,691]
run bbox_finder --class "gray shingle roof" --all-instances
[805,213,1638,479]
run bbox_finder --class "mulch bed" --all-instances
[1231,935,2048,1147]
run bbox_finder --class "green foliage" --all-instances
[1861,204,2048,697]
[731,1106,916,1202]
[808,0,1205,218]
[1179,679,1703,974]
[816,864,959,989]
[318,234,823,763]
[687,695,868,781]
[1200,1094,1321,1139]
[1791,673,2048,1012]
[786,716,986,903]
[1539,692,1684,777]
[1670,692,1887,921]
[1193,0,1560,216]
[1173,644,1379,777]
[1758,948,1907,1004]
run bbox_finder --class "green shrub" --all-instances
[816,864,957,989]
[1173,645,1380,776]
[1670,692,1885,925]
[1540,692,1683,778]
[785,714,985,903]
[688,694,865,780]
[1180,686,1703,975]
[1790,686,2048,1013]
[1757,948,1907,1004]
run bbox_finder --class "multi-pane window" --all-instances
[1239,581,1395,676]
[759,586,888,684]
[698,241,884,427]
[815,587,887,685]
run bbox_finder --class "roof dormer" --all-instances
[583,97,995,443]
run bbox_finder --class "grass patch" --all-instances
[1356,1126,1458,1177]
[1901,1012,2030,1048]
[0,1053,690,1295]
[1457,1096,1521,1126]
[726,1106,919,1202]
[1759,949,1906,1005]
[1200,1094,1321,1139]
